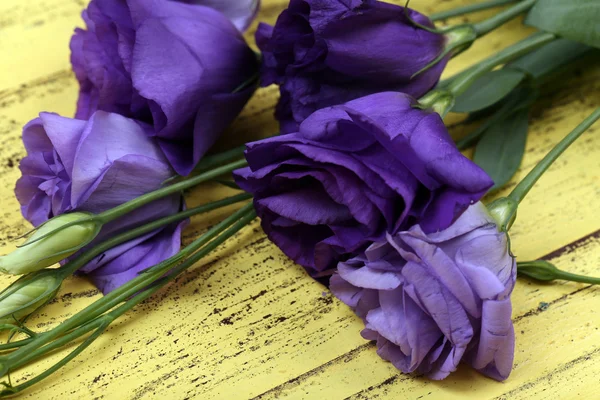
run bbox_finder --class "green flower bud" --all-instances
[517,260,558,281]
[0,212,99,275]
[518,260,600,285]
[0,271,61,324]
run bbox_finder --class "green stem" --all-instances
[488,107,600,231]
[7,276,163,374]
[446,32,556,98]
[1,210,257,392]
[1,320,110,396]
[56,192,252,279]
[0,338,32,352]
[7,317,106,373]
[472,0,536,36]
[508,108,600,206]
[419,0,537,76]
[19,159,251,249]
[66,203,254,331]
[95,159,248,224]
[430,0,518,22]
[5,281,163,373]
[420,32,556,115]
[0,203,255,370]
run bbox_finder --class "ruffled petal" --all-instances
[70,111,169,206]
[181,0,260,32]
[84,218,186,294]
[468,298,515,381]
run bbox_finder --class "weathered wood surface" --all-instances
[0,0,598,399]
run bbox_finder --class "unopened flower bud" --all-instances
[0,271,61,324]
[518,260,600,285]
[517,260,558,281]
[0,212,99,275]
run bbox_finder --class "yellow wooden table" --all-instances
[0,0,599,399]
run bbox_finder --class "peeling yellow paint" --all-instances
[0,1,598,399]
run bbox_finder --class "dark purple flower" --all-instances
[233,92,493,273]
[70,0,259,175]
[179,0,261,32]
[15,111,184,294]
[257,0,448,133]
[330,202,516,381]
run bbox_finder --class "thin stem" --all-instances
[19,159,250,248]
[472,0,536,36]
[1,203,255,368]
[7,317,106,372]
[430,0,517,22]
[0,195,250,357]
[488,107,600,231]
[96,159,248,224]
[5,283,162,370]
[508,108,600,205]
[104,209,257,322]
[61,203,254,334]
[1,210,256,391]
[57,193,252,279]
[169,210,256,276]
[145,202,255,274]
[1,320,109,396]
[21,208,256,369]
[0,325,34,340]
[547,271,600,285]
[447,32,556,98]
[0,338,32,352]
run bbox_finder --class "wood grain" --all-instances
[0,0,598,399]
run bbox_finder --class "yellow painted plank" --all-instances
[254,232,600,400]
[0,0,598,399]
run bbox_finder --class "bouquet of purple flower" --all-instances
[0,0,598,395]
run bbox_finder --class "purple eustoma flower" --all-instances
[257,0,448,133]
[233,92,493,274]
[70,0,259,175]
[16,111,184,294]
[330,202,516,381]
[180,0,261,32]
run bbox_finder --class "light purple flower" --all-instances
[233,92,493,274]
[15,111,184,294]
[70,0,259,175]
[179,0,261,32]
[257,0,448,133]
[330,202,516,381]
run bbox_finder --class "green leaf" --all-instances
[452,69,525,113]
[509,38,593,79]
[525,0,600,49]
[456,87,537,150]
[473,107,530,192]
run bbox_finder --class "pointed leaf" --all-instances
[509,38,593,79]
[452,69,526,113]
[525,0,600,49]
[473,107,530,192]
